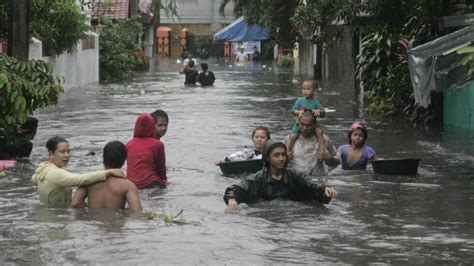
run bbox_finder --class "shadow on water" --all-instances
[0,58,473,264]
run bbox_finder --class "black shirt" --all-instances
[184,68,198,85]
[197,71,216,86]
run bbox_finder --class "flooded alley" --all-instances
[1,59,473,264]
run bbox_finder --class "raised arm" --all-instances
[49,168,124,188]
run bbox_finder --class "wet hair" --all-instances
[252,126,271,140]
[262,140,288,168]
[150,109,169,122]
[188,60,195,68]
[103,141,127,169]
[303,79,318,90]
[46,136,68,153]
[348,122,368,145]
[300,109,316,124]
[201,63,208,71]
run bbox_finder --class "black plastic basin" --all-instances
[218,159,263,175]
[371,158,421,175]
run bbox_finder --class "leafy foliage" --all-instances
[0,53,64,130]
[456,46,474,78]
[98,16,148,82]
[278,54,295,68]
[144,209,201,225]
[30,0,90,54]
[150,0,179,25]
[0,0,8,39]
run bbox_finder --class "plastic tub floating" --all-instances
[371,158,421,175]
[218,159,263,176]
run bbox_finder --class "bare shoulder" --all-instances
[107,177,137,192]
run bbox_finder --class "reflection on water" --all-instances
[0,58,473,264]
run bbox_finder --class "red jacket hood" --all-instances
[133,113,155,138]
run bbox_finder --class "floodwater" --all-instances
[1,58,473,264]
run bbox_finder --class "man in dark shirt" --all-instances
[197,63,216,86]
[223,140,337,212]
[181,60,198,86]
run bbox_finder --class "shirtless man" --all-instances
[71,141,142,212]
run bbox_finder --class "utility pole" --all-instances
[7,0,31,60]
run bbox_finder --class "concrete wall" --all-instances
[29,33,99,89]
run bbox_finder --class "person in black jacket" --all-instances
[223,140,337,212]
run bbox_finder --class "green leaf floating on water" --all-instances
[144,209,201,226]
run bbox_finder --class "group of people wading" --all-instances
[31,79,378,214]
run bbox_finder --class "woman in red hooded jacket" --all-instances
[126,114,167,189]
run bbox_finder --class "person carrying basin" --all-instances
[126,113,167,189]
[71,141,142,212]
[215,126,270,166]
[337,122,379,170]
[223,140,338,212]
[31,136,125,207]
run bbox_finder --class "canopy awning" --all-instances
[214,17,269,42]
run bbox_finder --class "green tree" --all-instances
[98,16,145,82]
[30,0,90,54]
[0,53,64,131]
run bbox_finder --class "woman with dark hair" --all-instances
[223,140,338,212]
[31,136,125,207]
[337,122,379,170]
[214,126,271,165]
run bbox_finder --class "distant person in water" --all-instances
[0,116,38,159]
[199,48,209,60]
[150,109,169,139]
[180,60,199,86]
[223,140,338,212]
[71,141,142,212]
[215,126,270,165]
[31,136,125,207]
[337,122,379,170]
[126,114,167,189]
[197,63,216,86]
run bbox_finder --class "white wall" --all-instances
[29,33,99,89]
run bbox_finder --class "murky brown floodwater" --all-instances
[1,58,473,264]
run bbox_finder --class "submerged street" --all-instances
[1,59,473,264]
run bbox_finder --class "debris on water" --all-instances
[144,209,201,226]
[176,59,182,64]
[262,65,266,68]
[228,65,233,68]
[291,79,298,84]
[85,151,96,156]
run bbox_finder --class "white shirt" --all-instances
[235,52,247,62]
[288,134,338,176]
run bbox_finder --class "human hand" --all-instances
[297,110,304,118]
[325,187,337,198]
[312,109,321,117]
[106,169,126,178]
[214,160,223,166]
[227,198,239,213]
[317,148,331,161]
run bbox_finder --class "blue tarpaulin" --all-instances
[214,17,269,42]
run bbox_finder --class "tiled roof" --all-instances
[92,0,129,19]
